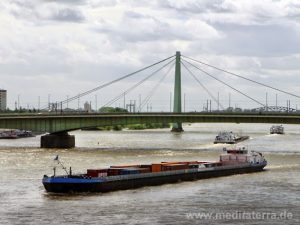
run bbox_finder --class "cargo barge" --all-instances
[43,148,267,193]
[214,131,249,144]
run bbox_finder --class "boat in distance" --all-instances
[214,131,249,144]
[0,129,35,139]
[43,148,267,193]
[270,125,284,134]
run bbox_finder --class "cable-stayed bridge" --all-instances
[1,51,300,148]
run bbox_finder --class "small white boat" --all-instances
[214,131,249,144]
[270,125,284,134]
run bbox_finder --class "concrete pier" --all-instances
[171,124,184,132]
[41,132,75,148]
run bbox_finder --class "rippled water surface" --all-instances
[0,123,299,224]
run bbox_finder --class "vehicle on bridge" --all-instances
[270,125,284,134]
[214,131,249,144]
[42,148,267,193]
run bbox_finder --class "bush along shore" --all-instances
[82,123,171,131]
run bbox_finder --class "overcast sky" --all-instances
[0,0,299,111]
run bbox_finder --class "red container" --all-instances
[151,164,162,172]
[161,161,199,165]
[87,169,108,177]
[138,168,151,173]
[161,164,189,171]
[110,165,140,168]
[107,168,124,176]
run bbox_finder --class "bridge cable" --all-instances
[61,54,175,105]
[182,59,267,108]
[42,54,176,110]
[181,61,225,110]
[182,55,300,99]
[102,59,175,108]
[65,55,176,104]
[140,61,175,111]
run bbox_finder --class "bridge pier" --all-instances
[171,123,184,132]
[41,132,75,148]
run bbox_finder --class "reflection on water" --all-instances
[0,123,299,224]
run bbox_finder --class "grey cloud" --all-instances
[42,0,87,5]
[285,2,300,20]
[209,23,300,57]
[158,0,236,14]
[260,56,300,70]
[92,10,219,43]
[3,1,86,23]
[40,0,118,7]
[88,0,117,7]
[50,8,85,22]
[124,11,147,19]
[11,0,37,8]
[92,13,179,42]
[5,0,39,20]
[44,0,118,7]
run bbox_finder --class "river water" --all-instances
[0,123,299,225]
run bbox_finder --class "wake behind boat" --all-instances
[42,147,267,193]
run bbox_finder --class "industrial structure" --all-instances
[0,89,7,111]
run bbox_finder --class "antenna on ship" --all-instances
[53,155,69,175]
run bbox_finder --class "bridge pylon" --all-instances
[171,51,184,132]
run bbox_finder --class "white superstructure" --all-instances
[220,147,266,165]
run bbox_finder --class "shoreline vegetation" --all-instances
[82,123,171,131]
[82,107,171,131]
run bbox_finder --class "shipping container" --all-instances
[161,161,199,165]
[161,164,189,171]
[138,168,151,173]
[110,165,140,168]
[140,164,152,169]
[151,164,162,172]
[107,168,124,176]
[120,168,140,175]
[87,169,108,177]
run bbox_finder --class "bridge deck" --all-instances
[1,112,300,133]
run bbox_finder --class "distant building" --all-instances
[84,101,92,112]
[0,90,7,111]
